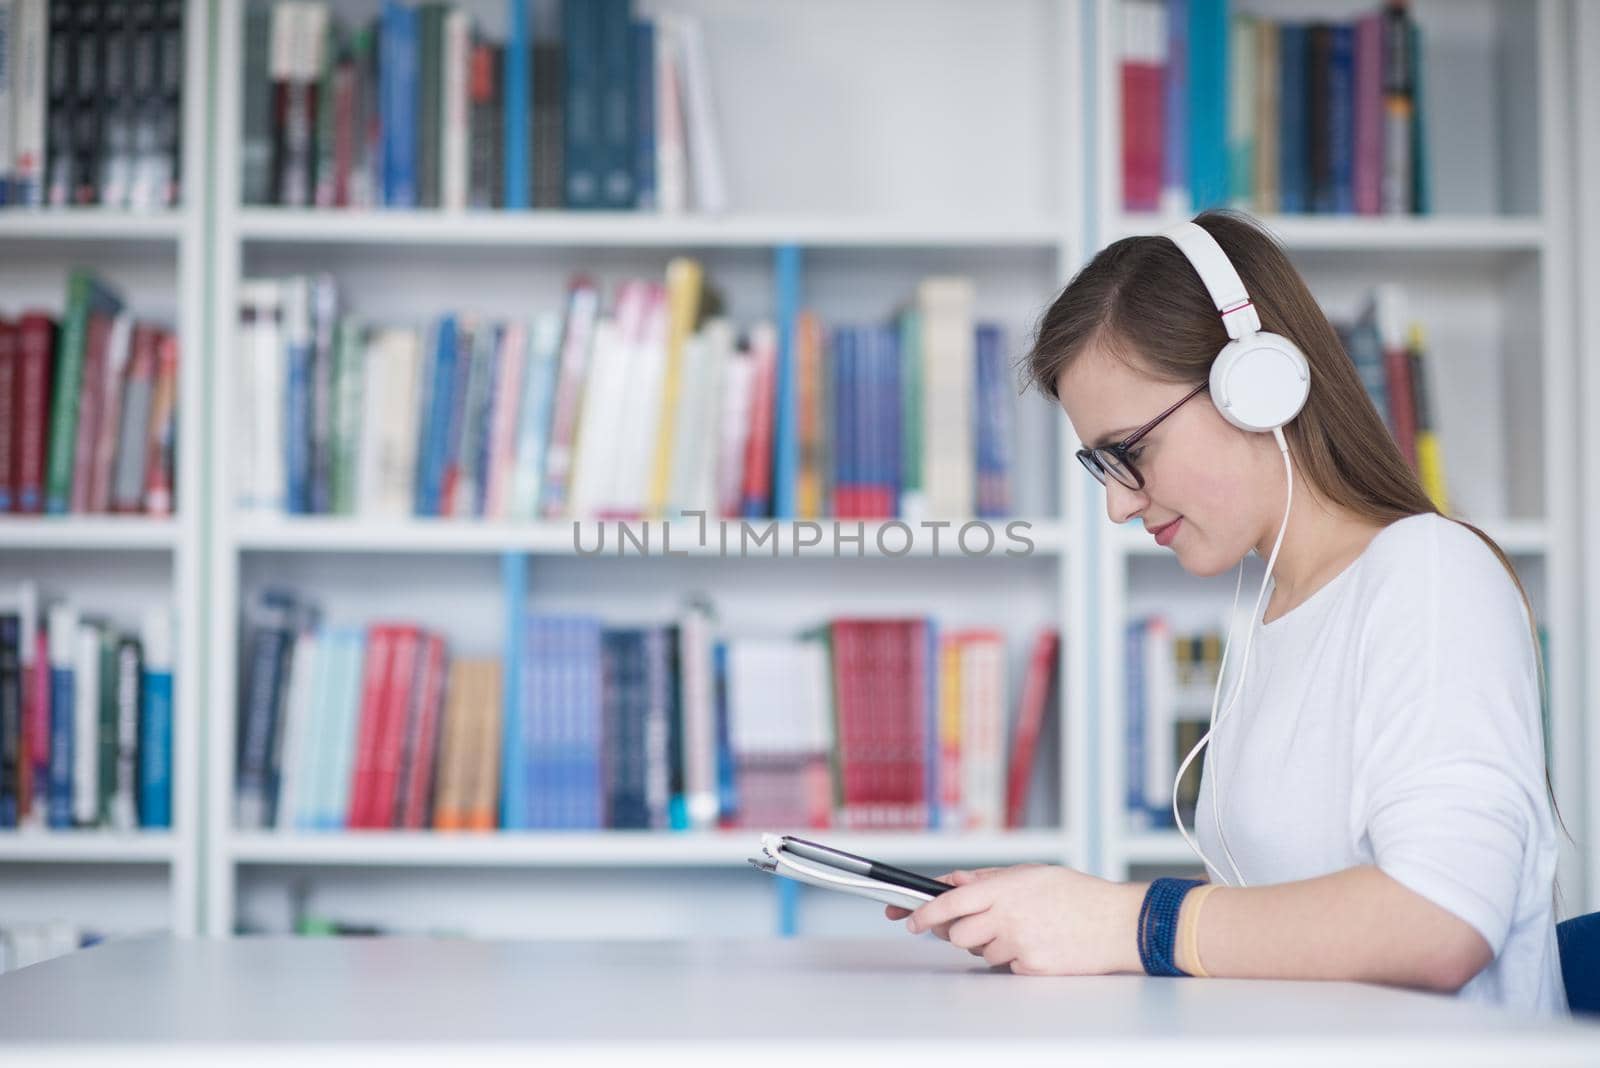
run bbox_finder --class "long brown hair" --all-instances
[1029,208,1560,830]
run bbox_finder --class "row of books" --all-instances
[1121,0,1427,216]
[1124,618,1222,828]
[0,581,175,831]
[0,0,185,210]
[232,267,1013,521]
[0,921,102,975]
[237,592,1061,834]
[1331,284,1446,512]
[0,271,180,516]
[246,0,724,213]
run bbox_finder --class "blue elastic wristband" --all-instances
[1138,877,1204,977]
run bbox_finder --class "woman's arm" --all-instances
[902,863,1492,991]
[1175,864,1492,992]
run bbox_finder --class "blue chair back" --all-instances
[1557,911,1600,1015]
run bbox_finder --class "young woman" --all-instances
[888,210,1566,1016]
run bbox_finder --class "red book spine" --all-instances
[142,330,178,515]
[332,60,356,208]
[740,330,776,517]
[1383,342,1417,468]
[372,626,420,828]
[0,320,15,511]
[14,316,56,515]
[1005,629,1060,829]
[905,620,929,829]
[398,633,447,829]
[347,626,394,828]
[69,314,112,513]
[1122,64,1164,212]
[863,621,885,829]
[831,621,861,828]
[27,631,51,814]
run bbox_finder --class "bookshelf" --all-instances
[204,0,1090,939]
[1575,0,1600,922]
[0,0,210,941]
[1090,0,1584,906]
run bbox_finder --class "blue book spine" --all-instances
[579,620,600,829]
[598,0,634,208]
[562,0,601,208]
[419,317,457,516]
[832,327,854,515]
[49,666,73,829]
[773,246,801,518]
[285,319,312,514]
[1329,24,1356,214]
[382,2,419,207]
[1279,24,1309,213]
[882,324,901,517]
[501,553,528,830]
[1125,620,1145,819]
[1163,0,1189,205]
[712,639,735,826]
[472,326,503,518]
[859,326,878,516]
[631,20,656,209]
[1187,0,1229,211]
[504,0,529,209]
[138,665,173,829]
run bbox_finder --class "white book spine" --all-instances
[356,331,390,516]
[612,286,668,515]
[1144,617,1176,816]
[379,328,422,517]
[568,317,626,519]
[674,15,726,213]
[324,630,364,830]
[8,0,43,205]
[509,312,562,520]
[653,17,688,214]
[110,635,140,831]
[273,628,318,831]
[441,8,470,212]
[715,350,754,519]
[483,322,527,520]
[72,622,99,828]
[665,331,707,516]
[692,319,733,516]
[919,278,975,520]
[679,603,717,829]
[252,282,288,514]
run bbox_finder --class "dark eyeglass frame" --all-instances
[1076,382,1209,491]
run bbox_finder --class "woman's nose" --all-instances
[1104,479,1146,525]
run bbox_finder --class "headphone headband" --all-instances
[1165,221,1262,341]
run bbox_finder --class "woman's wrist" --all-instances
[1118,882,1151,973]
[1175,884,1220,977]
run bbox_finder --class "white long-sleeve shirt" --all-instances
[1193,512,1567,1015]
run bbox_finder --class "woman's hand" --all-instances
[888,864,1147,976]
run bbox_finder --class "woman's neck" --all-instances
[1257,485,1387,622]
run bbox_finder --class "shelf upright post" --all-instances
[501,551,528,830]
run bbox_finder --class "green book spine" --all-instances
[97,627,118,826]
[330,319,365,514]
[44,271,92,513]
[899,308,923,509]
[417,4,444,209]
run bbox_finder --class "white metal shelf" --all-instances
[229,516,1070,558]
[1117,831,1205,869]
[0,832,178,864]
[0,210,187,242]
[1109,517,1550,559]
[236,209,1067,250]
[0,517,181,551]
[227,829,1072,868]
[1113,213,1546,253]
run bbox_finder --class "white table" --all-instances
[0,936,1593,1065]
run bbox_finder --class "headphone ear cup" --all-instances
[1208,333,1311,433]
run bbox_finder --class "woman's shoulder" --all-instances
[1357,512,1527,622]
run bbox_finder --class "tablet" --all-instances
[778,836,954,898]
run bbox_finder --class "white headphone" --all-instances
[1167,221,1310,432]
[1162,221,1310,888]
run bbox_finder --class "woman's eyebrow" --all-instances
[1091,425,1137,448]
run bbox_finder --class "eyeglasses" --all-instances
[1076,382,1209,491]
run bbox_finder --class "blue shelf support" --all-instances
[500,550,528,829]
[773,244,803,518]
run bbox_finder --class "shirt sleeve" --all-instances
[1350,521,1549,957]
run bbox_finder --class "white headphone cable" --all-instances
[1172,425,1295,887]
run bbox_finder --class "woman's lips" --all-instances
[1149,517,1183,546]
